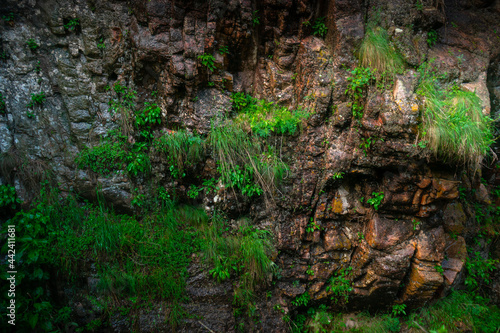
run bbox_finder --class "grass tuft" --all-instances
[418,66,494,171]
[358,27,404,80]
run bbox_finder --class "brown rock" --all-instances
[442,202,466,234]
[415,227,446,262]
[324,229,352,251]
[401,259,444,306]
[366,214,414,250]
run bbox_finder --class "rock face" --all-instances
[1,0,500,331]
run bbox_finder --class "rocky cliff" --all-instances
[1,0,500,332]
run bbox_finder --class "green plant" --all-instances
[219,46,229,55]
[306,218,320,233]
[252,10,260,26]
[412,219,420,230]
[76,134,128,175]
[198,53,216,72]
[26,91,46,108]
[427,29,438,47]
[135,102,161,139]
[208,123,287,199]
[306,266,314,276]
[2,12,14,22]
[407,290,500,333]
[345,67,373,120]
[312,17,328,38]
[187,185,202,199]
[359,136,381,156]
[415,1,423,10]
[435,264,444,275]
[331,172,344,180]
[392,304,407,316]
[417,63,494,171]
[203,216,275,312]
[0,93,6,113]
[292,292,310,307]
[465,251,498,292]
[232,93,308,137]
[26,39,39,50]
[366,191,384,210]
[0,184,21,209]
[357,232,365,242]
[64,18,79,31]
[326,267,353,304]
[154,130,204,178]
[358,26,404,80]
[97,38,106,49]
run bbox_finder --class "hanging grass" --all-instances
[418,71,494,172]
[358,27,404,79]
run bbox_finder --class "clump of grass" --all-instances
[406,290,500,333]
[154,130,205,178]
[358,27,404,79]
[418,67,494,172]
[233,93,308,138]
[207,122,288,199]
[201,213,276,308]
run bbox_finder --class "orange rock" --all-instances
[324,228,351,251]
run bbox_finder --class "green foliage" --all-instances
[202,215,275,311]
[0,184,21,209]
[407,290,500,333]
[154,130,205,179]
[415,1,423,10]
[312,17,328,38]
[392,304,407,316]
[331,172,344,180]
[207,123,288,198]
[384,317,401,332]
[417,64,494,171]
[27,91,46,108]
[292,292,310,307]
[345,67,373,120]
[135,102,161,139]
[326,267,353,304]
[197,53,216,72]
[252,10,260,26]
[465,251,499,292]
[232,93,308,137]
[219,46,229,55]
[187,185,202,199]
[76,135,128,175]
[367,191,384,210]
[2,12,14,22]
[26,38,39,50]
[0,92,6,113]
[427,29,438,47]
[359,136,381,156]
[358,27,404,79]
[97,38,106,49]
[64,18,79,31]
[0,185,207,330]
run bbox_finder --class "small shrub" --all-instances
[97,38,106,49]
[0,184,22,209]
[367,191,384,210]
[312,17,328,38]
[427,29,438,47]
[465,251,498,292]
[197,53,216,72]
[292,292,310,307]
[76,134,128,175]
[233,93,308,137]
[345,67,373,120]
[26,91,46,108]
[326,267,353,304]
[2,12,14,22]
[252,10,260,26]
[64,18,79,31]
[26,39,39,50]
